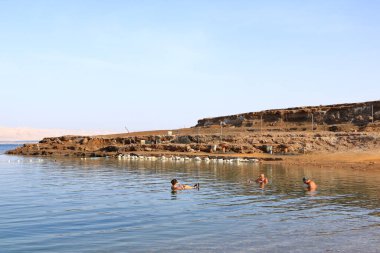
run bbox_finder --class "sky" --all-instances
[1,0,379,140]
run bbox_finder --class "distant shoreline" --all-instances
[0,140,38,145]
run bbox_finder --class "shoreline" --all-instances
[133,150,380,170]
[6,145,380,170]
[278,151,380,170]
[5,130,379,170]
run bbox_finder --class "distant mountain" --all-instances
[0,140,38,144]
[0,126,115,142]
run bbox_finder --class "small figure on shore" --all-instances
[171,179,199,191]
[255,174,269,184]
[303,177,317,191]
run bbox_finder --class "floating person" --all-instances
[255,174,269,184]
[171,179,199,191]
[303,177,317,191]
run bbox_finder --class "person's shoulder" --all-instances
[172,184,182,190]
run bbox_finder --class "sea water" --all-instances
[0,144,379,252]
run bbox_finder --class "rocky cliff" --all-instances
[196,100,380,132]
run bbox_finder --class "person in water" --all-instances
[255,174,269,184]
[303,177,317,190]
[171,179,199,191]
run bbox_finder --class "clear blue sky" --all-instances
[1,0,379,132]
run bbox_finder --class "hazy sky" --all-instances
[1,0,379,136]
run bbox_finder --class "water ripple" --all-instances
[0,150,379,252]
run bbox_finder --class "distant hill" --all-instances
[0,127,115,142]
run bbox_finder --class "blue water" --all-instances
[0,144,379,252]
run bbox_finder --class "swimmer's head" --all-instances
[303,177,308,182]
[171,179,178,185]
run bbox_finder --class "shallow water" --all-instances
[0,145,379,252]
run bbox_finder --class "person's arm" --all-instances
[174,184,195,190]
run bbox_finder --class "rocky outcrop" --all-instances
[196,100,380,130]
[6,131,380,158]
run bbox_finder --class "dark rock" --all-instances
[176,136,191,144]
[100,146,119,152]
[329,125,339,132]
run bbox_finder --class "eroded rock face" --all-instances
[196,100,380,128]
[5,131,380,157]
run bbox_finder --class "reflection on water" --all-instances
[0,150,379,252]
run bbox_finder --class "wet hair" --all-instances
[171,179,178,185]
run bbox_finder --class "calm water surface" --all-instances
[0,144,379,252]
